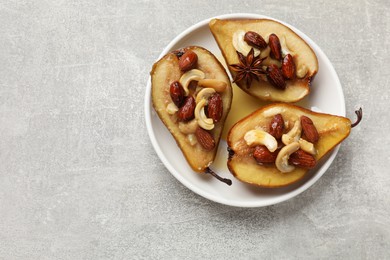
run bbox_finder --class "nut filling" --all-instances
[231,30,307,90]
[244,113,318,173]
[167,49,227,149]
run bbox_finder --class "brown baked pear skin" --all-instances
[209,18,318,103]
[151,46,233,185]
[227,103,362,188]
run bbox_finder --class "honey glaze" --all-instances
[221,83,269,140]
[221,84,312,141]
[215,54,310,141]
[214,54,267,141]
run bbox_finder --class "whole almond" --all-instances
[177,96,195,121]
[169,81,185,107]
[178,50,198,71]
[288,149,316,169]
[301,116,319,143]
[244,31,267,49]
[195,127,215,151]
[281,54,296,79]
[206,93,223,123]
[269,114,284,139]
[253,145,278,164]
[267,64,286,89]
[268,33,282,60]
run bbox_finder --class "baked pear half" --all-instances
[209,18,318,102]
[227,103,362,188]
[151,46,233,185]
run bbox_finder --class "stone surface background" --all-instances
[0,0,389,259]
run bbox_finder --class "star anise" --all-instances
[229,48,266,88]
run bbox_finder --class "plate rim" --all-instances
[144,13,345,207]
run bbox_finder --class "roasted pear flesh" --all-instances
[151,46,233,184]
[209,18,319,102]
[227,103,362,188]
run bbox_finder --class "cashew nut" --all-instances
[166,102,178,115]
[260,46,271,59]
[299,138,317,155]
[195,87,216,103]
[282,120,302,145]
[198,79,227,92]
[244,129,278,152]
[232,30,261,56]
[280,35,293,57]
[275,141,300,173]
[179,69,205,96]
[195,98,214,130]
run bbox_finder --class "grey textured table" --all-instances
[1,0,389,259]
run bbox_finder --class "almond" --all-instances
[267,64,286,90]
[195,127,215,151]
[288,149,316,169]
[301,116,319,143]
[281,54,296,79]
[269,114,284,139]
[177,96,196,121]
[268,33,282,60]
[178,50,198,71]
[169,81,185,107]
[253,145,278,164]
[206,93,223,123]
[244,31,267,49]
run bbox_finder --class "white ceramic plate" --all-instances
[145,13,345,207]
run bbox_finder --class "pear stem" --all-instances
[205,167,232,186]
[351,107,363,128]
